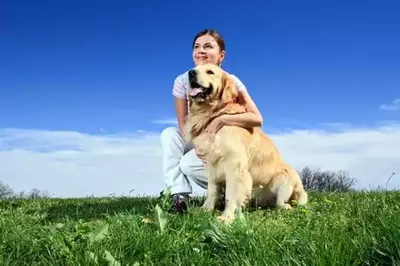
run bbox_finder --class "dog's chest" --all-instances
[191,133,223,163]
[192,134,214,152]
[192,132,240,165]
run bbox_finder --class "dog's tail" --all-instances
[293,184,308,205]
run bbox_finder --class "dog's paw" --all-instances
[278,203,292,210]
[201,202,215,212]
[217,214,234,224]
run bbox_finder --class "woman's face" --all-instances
[192,34,225,66]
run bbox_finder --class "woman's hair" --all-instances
[192,29,226,52]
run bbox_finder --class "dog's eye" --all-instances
[206,70,214,75]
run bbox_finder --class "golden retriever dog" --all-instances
[184,63,308,223]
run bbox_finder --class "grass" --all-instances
[0,190,399,266]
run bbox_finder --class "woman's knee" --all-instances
[160,127,187,157]
[160,127,179,142]
[160,127,184,147]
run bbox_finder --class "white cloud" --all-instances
[152,117,178,125]
[379,98,400,111]
[0,129,165,198]
[0,122,399,198]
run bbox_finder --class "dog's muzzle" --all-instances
[188,70,212,99]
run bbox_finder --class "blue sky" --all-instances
[0,1,399,196]
[2,0,399,134]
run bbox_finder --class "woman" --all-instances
[160,29,263,213]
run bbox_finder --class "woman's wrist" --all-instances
[179,126,186,137]
[218,115,228,127]
[219,112,262,128]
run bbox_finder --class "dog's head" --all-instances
[187,64,238,108]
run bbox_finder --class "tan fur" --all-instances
[185,64,308,223]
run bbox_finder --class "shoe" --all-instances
[158,190,167,200]
[168,193,189,214]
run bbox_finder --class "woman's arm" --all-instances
[174,97,188,137]
[172,74,189,137]
[219,74,263,128]
[220,89,263,128]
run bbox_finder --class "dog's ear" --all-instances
[219,72,238,103]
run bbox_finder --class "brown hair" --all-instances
[192,29,226,52]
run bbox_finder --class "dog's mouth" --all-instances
[189,81,213,100]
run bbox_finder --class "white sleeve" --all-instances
[172,74,188,100]
[229,74,248,92]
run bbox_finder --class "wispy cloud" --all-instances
[152,117,178,125]
[379,98,400,111]
[0,122,399,198]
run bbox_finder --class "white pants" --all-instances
[160,127,207,195]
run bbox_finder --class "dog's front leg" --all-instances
[218,161,252,223]
[201,166,219,211]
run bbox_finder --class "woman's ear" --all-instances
[218,50,226,66]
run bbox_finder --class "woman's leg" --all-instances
[179,148,208,190]
[160,127,193,195]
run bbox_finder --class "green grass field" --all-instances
[1,190,399,266]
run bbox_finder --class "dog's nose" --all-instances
[188,70,196,79]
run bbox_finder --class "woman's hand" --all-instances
[204,116,226,135]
